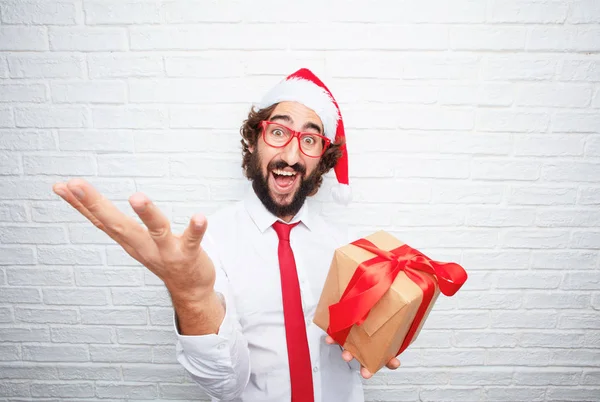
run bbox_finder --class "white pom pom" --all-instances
[331,183,352,205]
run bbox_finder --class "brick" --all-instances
[584,331,600,348]
[553,112,600,132]
[392,229,498,249]
[209,179,251,202]
[0,247,34,265]
[484,387,545,401]
[7,267,72,286]
[562,271,600,290]
[450,26,525,50]
[144,270,164,286]
[547,388,600,401]
[170,155,244,180]
[51,80,126,104]
[558,312,600,329]
[364,387,420,402]
[0,365,58,380]
[0,327,50,342]
[92,106,167,129]
[520,332,587,348]
[0,106,14,127]
[536,209,600,227]
[568,0,600,23]
[37,246,104,265]
[502,229,570,249]
[0,344,20,360]
[15,106,88,128]
[49,27,127,51]
[529,27,600,51]
[560,59,600,81]
[551,349,600,366]
[0,306,12,323]
[432,183,504,204]
[466,207,534,227]
[0,27,48,51]
[487,349,551,366]
[377,0,487,23]
[58,365,120,380]
[1,1,79,25]
[169,104,250,129]
[524,292,591,309]
[453,331,518,348]
[508,186,577,205]
[130,25,287,50]
[0,56,6,78]
[420,350,486,367]
[31,382,94,398]
[106,246,141,266]
[593,295,600,309]
[96,383,157,399]
[122,365,185,382]
[24,155,96,176]
[0,84,47,103]
[90,345,152,363]
[515,134,585,156]
[88,53,164,78]
[162,1,242,23]
[15,307,78,324]
[51,327,113,343]
[0,287,41,303]
[392,207,465,227]
[31,201,88,223]
[438,83,514,106]
[67,224,116,245]
[149,307,175,326]
[421,387,482,401]
[517,83,592,107]
[583,370,600,385]
[491,311,557,329]
[116,328,176,345]
[482,55,556,81]
[476,110,548,132]
[159,383,212,399]
[571,231,600,249]
[542,161,600,183]
[409,330,452,349]
[166,55,244,78]
[0,130,55,150]
[98,155,169,178]
[23,345,89,362]
[462,251,530,270]
[85,1,160,24]
[152,346,177,364]
[134,180,210,202]
[449,367,513,385]
[43,288,108,305]
[585,135,600,157]
[112,287,171,306]
[0,152,21,175]
[579,187,600,205]
[471,159,539,181]
[59,129,134,152]
[8,53,84,78]
[532,251,597,269]
[496,272,561,289]
[489,0,567,23]
[381,369,449,385]
[393,157,470,179]
[0,382,30,397]
[424,311,489,329]
[80,307,147,325]
[75,267,143,287]
[134,130,237,153]
[334,79,438,105]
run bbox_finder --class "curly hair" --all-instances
[239,104,344,194]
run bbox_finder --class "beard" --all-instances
[246,150,320,218]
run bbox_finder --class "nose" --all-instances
[280,136,302,166]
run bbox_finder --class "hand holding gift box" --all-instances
[314,231,468,374]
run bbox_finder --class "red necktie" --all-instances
[272,221,314,402]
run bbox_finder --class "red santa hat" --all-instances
[257,68,351,205]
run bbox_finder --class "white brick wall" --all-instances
[0,0,598,400]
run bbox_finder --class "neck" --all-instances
[278,214,294,223]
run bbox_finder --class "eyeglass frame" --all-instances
[259,120,331,158]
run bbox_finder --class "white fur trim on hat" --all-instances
[257,77,340,142]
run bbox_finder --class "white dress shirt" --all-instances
[175,189,364,402]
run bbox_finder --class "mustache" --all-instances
[268,160,306,175]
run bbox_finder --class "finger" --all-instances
[129,192,176,252]
[181,214,207,254]
[65,179,154,253]
[360,367,373,379]
[325,336,336,345]
[385,357,401,370]
[341,350,353,362]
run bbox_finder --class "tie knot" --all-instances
[272,221,299,241]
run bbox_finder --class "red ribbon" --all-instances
[327,238,468,356]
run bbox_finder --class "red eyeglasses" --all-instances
[260,120,331,158]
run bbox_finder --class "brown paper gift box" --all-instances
[313,231,441,374]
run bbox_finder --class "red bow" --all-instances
[327,238,467,355]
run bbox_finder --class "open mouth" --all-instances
[271,168,299,194]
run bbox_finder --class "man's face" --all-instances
[248,101,324,220]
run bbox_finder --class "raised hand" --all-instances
[52,178,216,303]
[325,335,401,379]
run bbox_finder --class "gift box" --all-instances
[313,231,468,374]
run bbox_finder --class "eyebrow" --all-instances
[269,114,323,134]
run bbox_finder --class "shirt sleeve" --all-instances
[174,232,251,401]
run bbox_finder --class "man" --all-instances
[53,69,400,401]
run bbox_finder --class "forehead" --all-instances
[269,101,323,128]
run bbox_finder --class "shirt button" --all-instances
[313,366,319,373]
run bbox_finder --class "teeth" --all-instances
[273,169,296,176]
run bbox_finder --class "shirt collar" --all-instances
[244,188,314,233]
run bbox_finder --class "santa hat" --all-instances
[257,68,351,205]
